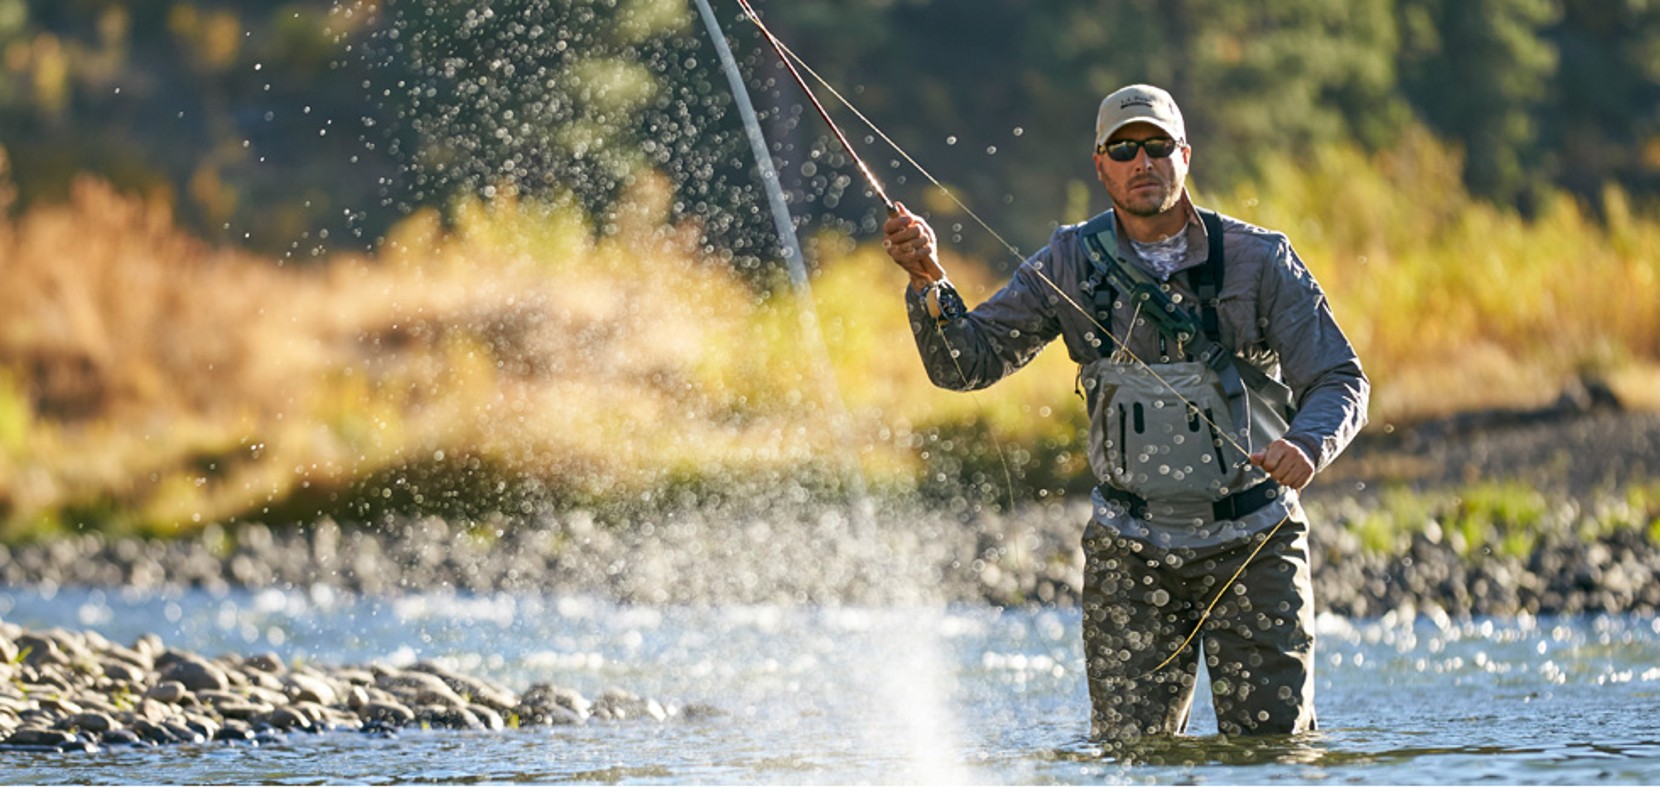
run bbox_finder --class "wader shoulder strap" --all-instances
[1192,209,1225,345]
[1077,214,1205,352]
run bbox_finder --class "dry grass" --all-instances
[1,131,1657,537]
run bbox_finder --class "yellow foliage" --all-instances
[2,131,1658,535]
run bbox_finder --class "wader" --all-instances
[1076,209,1317,740]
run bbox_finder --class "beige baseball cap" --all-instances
[1094,84,1186,149]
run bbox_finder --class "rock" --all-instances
[592,688,667,722]
[515,699,585,727]
[333,668,376,687]
[215,718,255,742]
[243,686,290,707]
[343,685,370,711]
[264,706,313,731]
[521,683,591,720]
[243,653,285,674]
[161,720,204,744]
[4,727,79,749]
[414,705,484,730]
[468,704,506,730]
[67,712,116,733]
[680,702,725,720]
[101,728,143,746]
[283,673,338,706]
[159,655,231,692]
[426,670,518,712]
[100,661,145,683]
[13,635,69,667]
[212,701,274,721]
[131,634,165,663]
[360,701,414,728]
[375,669,467,708]
[180,713,220,741]
[99,644,152,672]
[145,681,190,704]
[36,696,84,716]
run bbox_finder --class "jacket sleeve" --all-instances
[1258,239,1370,472]
[905,249,1064,392]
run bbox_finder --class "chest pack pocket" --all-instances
[1075,209,1296,505]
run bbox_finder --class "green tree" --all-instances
[1397,0,1560,210]
[1543,0,1660,211]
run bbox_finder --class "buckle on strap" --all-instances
[1098,481,1284,522]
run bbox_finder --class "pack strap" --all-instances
[1193,209,1225,343]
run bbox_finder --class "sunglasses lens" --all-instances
[1106,141,1139,162]
[1103,138,1178,161]
[1144,139,1176,158]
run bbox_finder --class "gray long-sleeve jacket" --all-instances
[907,201,1368,530]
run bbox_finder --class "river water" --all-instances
[2,584,1658,784]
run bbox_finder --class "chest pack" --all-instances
[1072,209,1295,520]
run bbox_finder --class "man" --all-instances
[883,84,1368,741]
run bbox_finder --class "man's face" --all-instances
[1092,121,1191,218]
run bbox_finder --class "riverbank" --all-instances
[2,409,1657,619]
[0,618,693,752]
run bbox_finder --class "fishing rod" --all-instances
[732,0,896,214]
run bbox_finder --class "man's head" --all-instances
[1092,84,1191,220]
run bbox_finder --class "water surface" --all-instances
[3,586,1658,784]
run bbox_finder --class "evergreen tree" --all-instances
[1543,0,1660,211]
[1397,0,1560,210]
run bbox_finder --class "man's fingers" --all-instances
[1249,442,1314,490]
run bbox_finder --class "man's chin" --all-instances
[1116,199,1168,218]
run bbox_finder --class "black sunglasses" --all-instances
[1096,137,1181,162]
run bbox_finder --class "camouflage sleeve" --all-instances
[904,250,1064,392]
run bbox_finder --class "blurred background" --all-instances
[1,0,1657,539]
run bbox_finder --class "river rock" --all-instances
[214,718,254,742]
[374,668,467,708]
[522,683,591,720]
[67,711,116,733]
[100,643,151,672]
[14,634,69,668]
[180,713,220,741]
[211,700,273,721]
[468,703,506,730]
[100,660,144,683]
[161,720,205,744]
[4,727,79,749]
[101,728,142,746]
[360,701,415,727]
[243,652,285,674]
[145,681,189,704]
[264,705,312,731]
[283,673,338,706]
[415,704,484,730]
[159,655,230,692]
[593,688,667,722]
